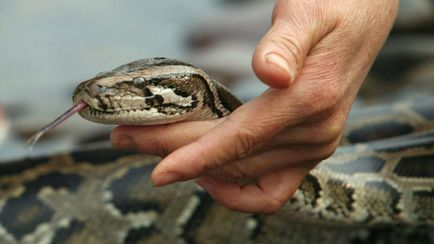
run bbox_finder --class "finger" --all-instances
[270,124,341,146]
[268,110,346,147]
[252,0,338,88]
[209,143,335,180]
[196,165,310,213]
[110,120,220,156]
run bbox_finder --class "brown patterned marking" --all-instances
[0,195,54,239]
[298,175,322,207]
[394,154,434,178]
[347,122,414,143]
[324,179,355,216]
[326,156,386,175]
[190,73,225,117]
[51,220,85,244]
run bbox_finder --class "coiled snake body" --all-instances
[1,57,433,243]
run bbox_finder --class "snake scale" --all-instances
[1,57,433,243]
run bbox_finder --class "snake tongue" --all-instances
[27,101,88,148]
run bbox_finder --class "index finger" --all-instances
[111,119,220,156]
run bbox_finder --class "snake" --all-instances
[1,57,433,243]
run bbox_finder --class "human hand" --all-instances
[111,0,398,213]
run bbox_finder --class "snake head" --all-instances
[72,57,236,125]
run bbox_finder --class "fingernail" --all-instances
[196,177,213,191]
[265,52,295,81]
[153,172,182,186]
[112,135,135,149]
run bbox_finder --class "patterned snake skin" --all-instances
[1,58,433,244]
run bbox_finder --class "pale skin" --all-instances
[111,0,399,213]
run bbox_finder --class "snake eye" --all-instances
[133,77,146,86]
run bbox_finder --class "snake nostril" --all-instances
[95,84,107,93]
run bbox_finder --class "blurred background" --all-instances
[0,0,433,161]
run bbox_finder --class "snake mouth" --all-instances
[71,69,207,125]
[73,88,200,125]
[73,81,200,119]
[76,97,201,125]
[76,103,195,125]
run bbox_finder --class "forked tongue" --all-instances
[27,101,88,149]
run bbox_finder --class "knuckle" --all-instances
[262,200,284,214]
[224,202,243,212]
[291,147,311,163]
[149,127,174,156]
[268,34,302,65]
[217,195,246,212]
[312,85,340,113]
[195,143,224,172]
[208,166,247,182]
[316,139,340,160]
[226,118,263,160]
[223,198,284,214]
[235,138,256,159]
[151,138,171,156]
[227,163,254,180]
[297,75,341,118]
[317,117,344,144]
[300,120,343,145]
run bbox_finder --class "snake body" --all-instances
[0,57,433,243]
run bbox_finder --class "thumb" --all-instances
[252,2,333,88]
